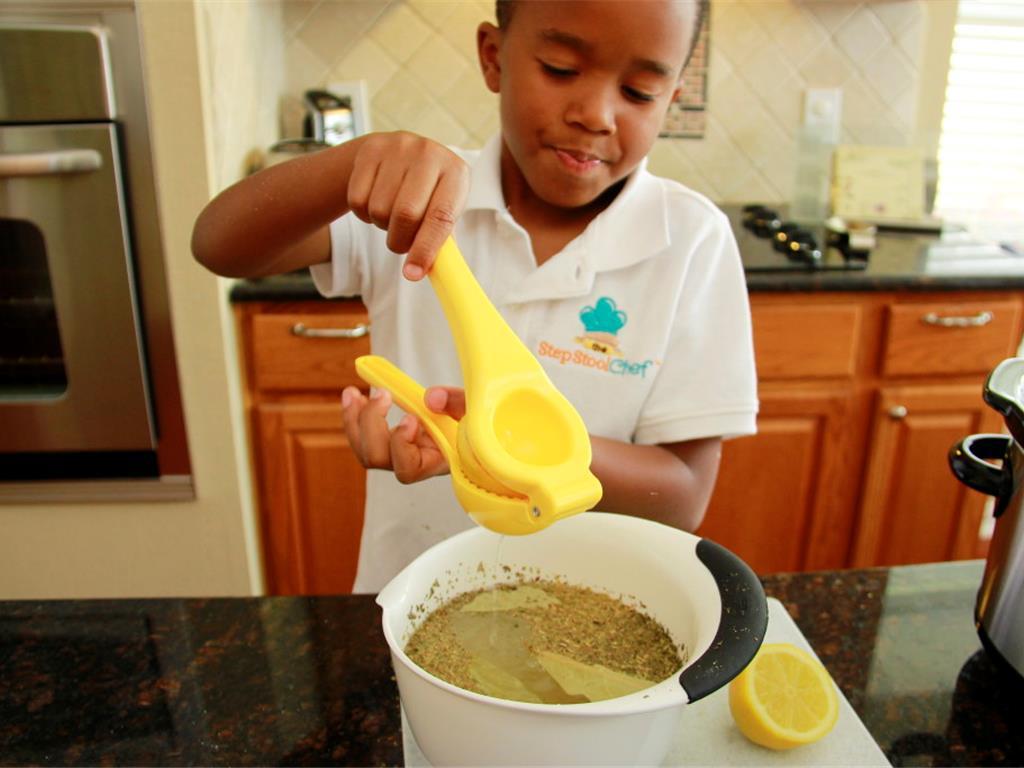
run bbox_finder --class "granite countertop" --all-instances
[229,218,1024,302]
[741,229,1024,293]
[2,559,1020,766]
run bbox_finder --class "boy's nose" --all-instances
[564,82,617,135]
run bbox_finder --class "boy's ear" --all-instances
[669,76,684,106]
[477,21,502,94]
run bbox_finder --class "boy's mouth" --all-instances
[553,147,604,174]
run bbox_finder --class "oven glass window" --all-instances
[0,219,67,398]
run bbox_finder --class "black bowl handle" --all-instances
[949,434,1013,517]
[679,538,768,703]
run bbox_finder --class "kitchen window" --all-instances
[934,0,1024,242]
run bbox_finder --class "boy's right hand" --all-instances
[347,132,470,281]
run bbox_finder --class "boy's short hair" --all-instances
[495,0,709,69]
[495,0,515,29]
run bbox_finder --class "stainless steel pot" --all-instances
[949,356,1024,680]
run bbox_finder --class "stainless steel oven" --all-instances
[0,9,189,486]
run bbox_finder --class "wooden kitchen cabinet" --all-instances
[238,289,1023,593]
[237,300,371,595]
[254,402,366,594]
[700,299,867,573]
[851,385,1002,567]
[698,385,859,574]
[702,290,1024,574]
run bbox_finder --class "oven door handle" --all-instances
[0,149,103,178]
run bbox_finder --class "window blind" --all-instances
[934,0,1024,237]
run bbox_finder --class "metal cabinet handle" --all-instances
[921,310,993,328]
[889,405,908,419]
[0,149,103,178]
[291,321,370,339]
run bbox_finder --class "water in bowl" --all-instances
[404,580,683,704]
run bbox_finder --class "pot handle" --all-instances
[679,538,768,703]
[948,434,1013,517]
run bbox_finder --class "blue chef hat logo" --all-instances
[580,297,627,336]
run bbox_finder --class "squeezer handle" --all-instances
[354,355,459,465]
[430,238,546,388]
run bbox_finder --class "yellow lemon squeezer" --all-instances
[355,237,602,535]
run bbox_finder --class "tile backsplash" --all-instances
[259,0,929,204]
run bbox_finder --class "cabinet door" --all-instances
[851,385,1002,567]
[255,402,366,594]
[700,387,856,574]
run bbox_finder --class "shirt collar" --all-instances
[464,133,506,213]
[465,134,671,272]
[584,160,670,272]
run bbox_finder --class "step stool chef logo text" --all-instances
[537,297,659,378]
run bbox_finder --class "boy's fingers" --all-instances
[405,170,468,279]
[365,163,408,231]
[390,415,428,484]
[386,160,442,256]
[391,415,449,483]
[347,154,380,224]
[341,386,368,461]
[356,389,395,468]
[425,386,466,420]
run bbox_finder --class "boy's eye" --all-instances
[623,86,656,103]
[540,61,577,78]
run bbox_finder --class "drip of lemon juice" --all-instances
[489,535,506,649]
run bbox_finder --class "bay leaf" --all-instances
[468,656,544,703]
[460,585,560,612]
[536,650,655,702]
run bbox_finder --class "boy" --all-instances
[193,0,757,592]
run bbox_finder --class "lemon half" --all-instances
[728,642,839,750]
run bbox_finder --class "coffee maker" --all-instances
[262,89,357,170]
[302,89,355,146]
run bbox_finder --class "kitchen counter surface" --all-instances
[2,559,1020,767]
[229,225,1024,302]
[740,228,1024,293]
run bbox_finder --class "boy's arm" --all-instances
[191,132,469,279]
[589,436,722,532]
[343,381,721,533]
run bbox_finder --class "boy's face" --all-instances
[479,0,695,211]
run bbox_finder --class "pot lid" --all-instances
[984,357,1024,444]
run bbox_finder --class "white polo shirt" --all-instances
[311,134,758,593]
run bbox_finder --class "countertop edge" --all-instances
[229,273,1024,302]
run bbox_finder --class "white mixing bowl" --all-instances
[377,512,767,766]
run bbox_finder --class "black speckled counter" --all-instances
[228,226,1024,301]
[1,560,1020,766]
[229,271,343,302]
[741,227,1024,293]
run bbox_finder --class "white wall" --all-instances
[0,0,282,599]
[196,0,287,191]
[283,0,945,204]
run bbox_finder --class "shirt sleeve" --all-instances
[309,213,372,300]
[633,205,759,445]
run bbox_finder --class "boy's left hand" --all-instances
[341,385,466,484]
